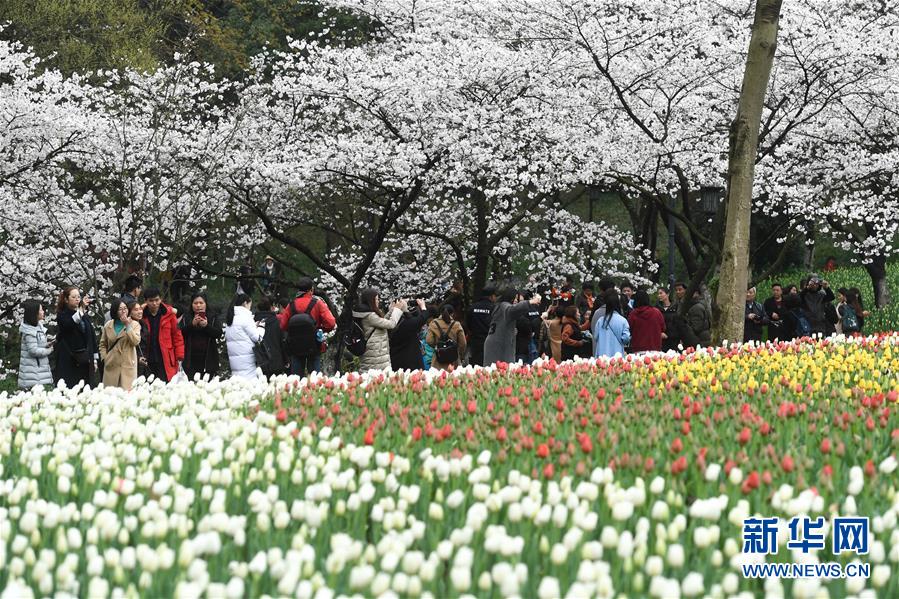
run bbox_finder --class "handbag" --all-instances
[59,335,90,368]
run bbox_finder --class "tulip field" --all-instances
[3,336,899,598]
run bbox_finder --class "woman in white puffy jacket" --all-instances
[225,293,265,380]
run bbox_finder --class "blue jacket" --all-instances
[593,312,631,358]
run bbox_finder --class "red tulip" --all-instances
[536,443,550,458]
[820,438,831,453]
[670,437,683,454]
[865,459,876,478]
[364,428,375,445]
[781,455,794,473]
[738,427,751,445]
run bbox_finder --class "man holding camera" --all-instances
[800,274,835,337]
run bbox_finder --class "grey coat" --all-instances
[18,322,54,389]
[483,301,533,366]
[352,307,403,372]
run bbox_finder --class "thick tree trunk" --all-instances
[714,0,783,345]
[865,256,891,308]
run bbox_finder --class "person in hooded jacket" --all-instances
[465,284,497,366]
[180,292,225,380]
[18,299,54,389]
[224,293,265,380]
[253,296,287,376]
[427,304,467,371]
[352,288,405,372]
[390,298,429,371]
[55,285,99,388]
[628,290,666,352]
[482,288,542,366]
[685,289,713,347]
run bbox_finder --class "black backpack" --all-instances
[434,319,459,364]
[344,318,374,357]
[286,298,320,357]
[253,338,275,375]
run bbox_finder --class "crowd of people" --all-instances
[15,270,872,391]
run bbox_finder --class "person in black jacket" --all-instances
[180,292,225,379]
[465,283,497,366]
[656,287,698,351]
[390,298,429,371]
[780,293,803,341]
[763,282,786,341]
[514,311,534,364]
[54,285,98,388]
[743,286,768,343]
[800,274,835,336]
[253,296,286,377]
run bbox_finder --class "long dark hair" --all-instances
[22,299,42,327]
[359,288,383,317]
[226,293,252,326]
[602,291,622,328]
[440,303,454,324]
[847,287,864,315]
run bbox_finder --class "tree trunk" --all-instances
[865,256,891,308]
[714,0,783,345]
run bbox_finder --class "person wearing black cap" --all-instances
[466,283,497,366]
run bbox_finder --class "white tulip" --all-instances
[872,564,890,588]
[450,567,471,592]
[667,544,685,568]
[681,572,703,597]
[612,500,634,521]
[550,543,568,565]
[538,577,561,599]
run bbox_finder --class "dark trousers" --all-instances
[290,354,322,377]
[468,338,486,366]
[149,361,169,382]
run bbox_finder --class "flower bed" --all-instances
[2,336,899,597]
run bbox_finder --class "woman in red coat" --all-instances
[628,290,666,353]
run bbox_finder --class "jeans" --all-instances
[290,354,322,377]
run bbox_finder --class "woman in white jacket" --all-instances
[225,293,265,380]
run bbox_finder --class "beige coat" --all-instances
[426,319,467,370]
[99,320,141,389]
[352,307,403,372]
[548,317,563,363]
